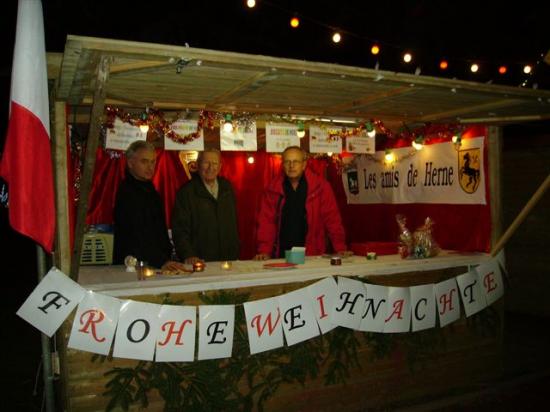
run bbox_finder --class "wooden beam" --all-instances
[459,114,550,124]
[208,71,277,106]
[52,101,71,274]
[418,99,521,122]
[110,61,173,77]
[487,126,503,249]
[70,56,110,281]
[325,86,416,113]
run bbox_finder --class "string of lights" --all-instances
[244,1,547,89]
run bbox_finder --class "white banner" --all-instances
[265,123,300,153]
[220,121,257,151]
[67,291,121,355]
[20,257,505,362]
[244,297,284,354]
[198,305,234,360]
[343,137,486,204]
[105,118,146,151]
[164,119,205,151]
[278,289,320,346]
[309,125,342,154]
[17,267,86,337]
[156,305,196,362]
[113,301,162,361]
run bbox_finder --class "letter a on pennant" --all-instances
[17,267,86,337]
[244,297,284,355]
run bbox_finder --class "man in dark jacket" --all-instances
[171,148,239,263]
[113,141,186,271]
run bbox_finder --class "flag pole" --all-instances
[36,246,56,412]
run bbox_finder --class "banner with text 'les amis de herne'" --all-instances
[343,137,486,205]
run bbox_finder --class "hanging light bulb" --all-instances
[403,52,412,63]
[365,121,376,138]
[439,60,448,70]
[296,120,305,138]
[139,110,149,133]
[498,65,507,75]
[290,16,300,28]
[452,132,462,145]
[412,136,424,151]
[246,0,256,8]
[139,124,149,133]
[327,152,333,157]
[523,65,532,74]
[384,149,395,163]
[223,114,234,133]
[470,63,479,73]
[332,32,341,43]
[371,44,380,55]
[247,155,255,164]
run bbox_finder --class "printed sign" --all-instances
[164,119,205,151]
[156,305,196,362]
[265,123,300,152]
[309,125,342,154]
[346,131,375,154]
[220,121,257,151]
[343,137,486,204]
[198,305,235,360]
[105,118,147,151]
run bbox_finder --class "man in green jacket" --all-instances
[171,148,239,263]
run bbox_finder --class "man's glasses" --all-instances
[283,160,303,166]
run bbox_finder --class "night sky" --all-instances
[1,0,549,93]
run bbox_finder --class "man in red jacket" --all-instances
[254,146,349,260]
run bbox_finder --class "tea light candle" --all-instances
[142,267,155,278]
[330,256,342,266]
[193,261,205,272]
[221,261,232,270]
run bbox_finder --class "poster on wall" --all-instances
[309,125,342,154]
[346,131,375,154]
[220,121,258,151]
[105,118,147,151]
[164,119,205,151]
[265,123,300,152]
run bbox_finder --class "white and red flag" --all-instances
[1,0,55,252]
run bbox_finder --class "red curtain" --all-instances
[81,126,490,259]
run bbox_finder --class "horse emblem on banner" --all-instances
[458,149,481,193]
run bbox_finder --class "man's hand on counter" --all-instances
[253,253,270,261]
[184,256,204,265]
[162,260,188,271]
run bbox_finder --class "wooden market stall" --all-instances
[46,36,550,411]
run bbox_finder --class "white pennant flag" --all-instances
[306,277,338,334]
[409,284,436,332]
[456,270,487,317]
[358,283,388,333]
[434,278,461,328]
[156,305,196,362]
[383,287,411,333]
[113,301,162,361]
[68,291,121,355]
[198,305,234,360]
[244,297,283,355]
[17,267,86,337]
[330,277,367,330]
[278,288,320,346]
[476,259,504,306]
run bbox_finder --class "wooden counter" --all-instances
[62,251,502,411]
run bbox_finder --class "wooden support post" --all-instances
[52,101,71,274]
[488,126,503,249]
[70,56,110,281]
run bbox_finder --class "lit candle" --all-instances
[193,261,205,272]
[221,261,232,270]
[143,267,155,278]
